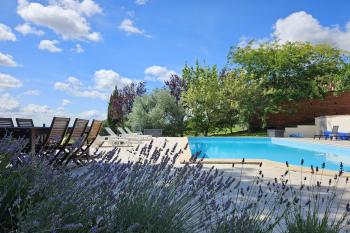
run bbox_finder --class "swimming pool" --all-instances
[188,137,350,171]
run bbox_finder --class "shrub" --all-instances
[127,89,186,136]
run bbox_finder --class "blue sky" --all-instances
[1,0,350,125]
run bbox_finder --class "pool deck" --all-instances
[96,136,350,178]
[278,137,350,149]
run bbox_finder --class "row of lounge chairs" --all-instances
[314,125,349,140]
[0,117,102,165]
[0,117,35,128]
[1,117,154,165]
[100,127,152,147]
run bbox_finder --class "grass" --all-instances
[185,126,267,137]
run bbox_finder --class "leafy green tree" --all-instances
[228,41,350,128]
[182,63,229,136]
[127,89,185,136]
[222,71,268,131]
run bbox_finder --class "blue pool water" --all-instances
[189,137,350,171]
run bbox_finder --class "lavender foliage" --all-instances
[1,136,350,233]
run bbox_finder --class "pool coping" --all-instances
[183,137,350,177]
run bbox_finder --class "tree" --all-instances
[182,63,224,136]
[222,71,267,131]
[228,41,349,128]
[164,74,188,135]
[127,89,185,136]
[107,81,146,129]
[107,88,124,129]
[164,74,187,103]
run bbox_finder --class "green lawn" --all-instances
[185,126,267,137]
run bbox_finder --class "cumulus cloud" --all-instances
[38,40,63,52]
[273,11,350,50]
[0,73,22,90]
[0,97,104,126]
[23,89,40,96]
[19,103,71,125]
[237,36,269,48]
[61,99,71,106]
[144,65,176,82]
[119,18,151,37]
[17,0,101,41]
[54,76,108,100]
[135,0,149,5]
[0,23,16,41]
[50,0,102,16]
[22,103,52,114]
[0,52,17,67]
[94,69,132,90]
[15,23,44,35]
[79,109,105,120]
[71,43,84,53]
[54,70,134,100]
[0,93,20,111]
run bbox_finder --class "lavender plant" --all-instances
[211,160,290,233]
[1,135,350,233]
[282,160,350,233]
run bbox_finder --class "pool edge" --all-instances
[184,137,350,177]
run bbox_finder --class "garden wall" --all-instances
[252,92,350,129]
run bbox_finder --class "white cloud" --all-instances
[79,109,105,120]
[15,23,44,36]
[0,96,105,126]
[50,0,102,16]
[273,11,350,50]
[61,99,71,106]
[94,69,132,90]
[119,18,151,37]
[22,103,52,114]
[0,23,16,41]
[135,0,149,5]
[0,73,22,90]
[0,52,17,67]
[237,36,269,49]
[23,89,40,96]
[54,76,108,100]
[17,0,101,42]
[0,93,20,111]
[54,70,134,100]
[19,103,70,125]
[71,43,84,53]
[38,40,63,52]
[144,65,176,82]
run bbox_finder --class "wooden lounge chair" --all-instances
[39,117,70,154]
[314,125,339,140]
[16,118,34,127]
[64,119,103,165]
[50,118,89,165]
[0,118,14,128]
